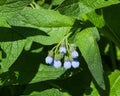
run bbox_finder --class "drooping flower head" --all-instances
[45,35,80,69]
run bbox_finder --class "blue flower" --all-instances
[45,56,53,64]
[71,50,79,58]
[59,46,66,54]
[71,60,80,68]
[53,60,62,68]
[63,60,72,69]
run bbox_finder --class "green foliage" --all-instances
[0,0,120,96]
[7,8,74,45]
[110,70,120,96]
[58,0,120,19]
[27,88,67,96]
[52,0,65,6]
[76,27,105,89]
[85,70,120,96]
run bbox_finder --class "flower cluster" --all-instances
[45,32,80,69]
[45,43,80,69]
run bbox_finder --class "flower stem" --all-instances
[54,32,72,54]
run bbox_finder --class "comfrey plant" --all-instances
[45,32,80,69]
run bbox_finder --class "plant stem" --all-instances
[54,32,72,54]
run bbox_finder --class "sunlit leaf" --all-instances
[0,0,32,14]
[7,9,75,45]
[110,70,120,96]
[30,64,66,84]
[0,28,25,72]
[75,27,105,89]
[86,10,105,28]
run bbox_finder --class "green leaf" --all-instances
[0,0,32,14]
[0,28,25,72]
[8,8,74,28]
[58,0,120,19]
[85,70,120,96]
[0,49,66,85]
[86,10,105,28]
[75,27,105,89]
[0,41,25,72]
[7,9,75,45]
[0,0,32,28]
[30,88,66,96]
[83,82,100,96]
[30,64,66,84]
[58,0,91,19]
[0,17,10,27]
[52,0,65,5]
[27,27,71,45]
[29,88,66,96]
[110,70,120,96]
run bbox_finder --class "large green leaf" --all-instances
[7,9,75,45]
[58,0,120,19]
[0,28,25,72]
[75,27,105,89]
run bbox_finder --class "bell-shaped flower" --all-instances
[71,50,79,58]
[63,60,72,69]
[45,56,53,64]
[71,60,80,68]
[53,60,62,68]
[59,46,66,54]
